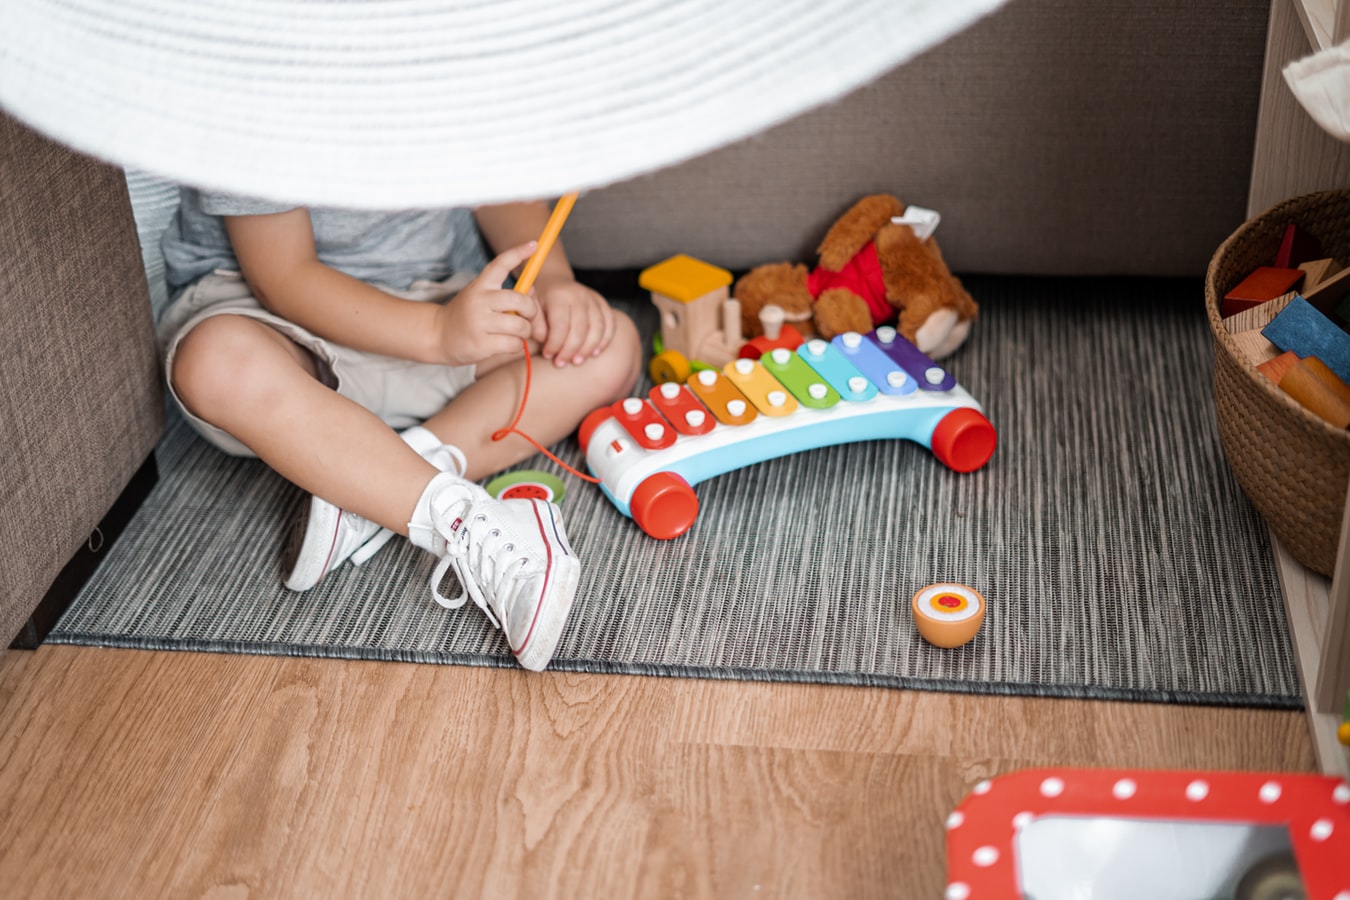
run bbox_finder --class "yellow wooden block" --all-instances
[639,254,733,304]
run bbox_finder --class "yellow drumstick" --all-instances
[493,190,601,483]
[514,192,578,295]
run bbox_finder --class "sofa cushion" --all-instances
[565,0,1271,278]
[0,111,165,644]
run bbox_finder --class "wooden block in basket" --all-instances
[1302,265,1350,315]
[1300,257,1343,290]
[1230,328,1280,370]
[1257,350,1300,384]
[1223,292,1296,334]
[1222,267,1304,318]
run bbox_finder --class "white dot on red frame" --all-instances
[1040,777,1064,798]
[945,884,971,900]
[1310,818,1334,841]
[1012,812,1034,830]
[1259,781,1282,804]
[973,846,999,867]
[1112,779,1136,799]
[973,780,992,795]
[1185,780,1209,801]
[945,812,964,830]
[1334,783,1350,805]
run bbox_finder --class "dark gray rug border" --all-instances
[46,631,1304,710]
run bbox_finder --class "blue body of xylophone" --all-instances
[579,326,997,538]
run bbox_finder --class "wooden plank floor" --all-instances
[0,645,1316,899]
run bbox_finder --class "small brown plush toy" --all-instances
[733,194,978,358]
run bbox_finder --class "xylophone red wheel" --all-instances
[631,471,699,540]
[576,406,613,455]
[931,408,997,473]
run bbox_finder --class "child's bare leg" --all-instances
[420,312,641,480]
[171,314,436,535]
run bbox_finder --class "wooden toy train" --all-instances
[579,255,997,538]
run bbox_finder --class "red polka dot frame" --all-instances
[912,583,985,648]
[945,768,1350,899]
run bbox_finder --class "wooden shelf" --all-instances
[1249,0,1350,216]
[1271,536,1349,777]
[1294,0,1335,51]
[1292,0,1350,51]
[1248,1,1350,779]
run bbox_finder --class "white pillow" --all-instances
[1285,41,1350,141]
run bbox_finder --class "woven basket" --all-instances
[1206,189,1350,576]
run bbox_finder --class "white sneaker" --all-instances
[283,498,394,591]
[419,474,581,672]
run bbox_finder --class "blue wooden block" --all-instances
[1262,296,1350,384]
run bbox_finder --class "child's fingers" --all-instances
[566,296,613,363]
[563,300,601,365]
[480,241,539,289]
[570,298,609,364]
[493,288,539,320]
[596,302,617,355]
[486,308,535,343]
[529,302,549,345]
[542,301,573,362]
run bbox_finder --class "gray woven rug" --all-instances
[50,276,1300,708]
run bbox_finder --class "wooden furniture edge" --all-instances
[1248,1,1350,217]
[1272,531,1350,777]
[1290,0,1350,52]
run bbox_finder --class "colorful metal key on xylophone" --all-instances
[577,326,997,539]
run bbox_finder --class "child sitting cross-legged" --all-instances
[159,191,642,671]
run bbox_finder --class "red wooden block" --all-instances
[1222,266,1305,318]
[1275,223,1324,269]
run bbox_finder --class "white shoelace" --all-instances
[428,505,531,630]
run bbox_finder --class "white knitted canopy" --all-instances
[0,0,1007,207]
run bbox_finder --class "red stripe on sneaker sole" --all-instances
[517,501,554,655]
[319,512,341,579]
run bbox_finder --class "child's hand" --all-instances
[530,276,617,368]
[433,242,541,366]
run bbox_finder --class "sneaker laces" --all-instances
[428,500,532,630]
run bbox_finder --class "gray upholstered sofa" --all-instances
[0,0,1277,646]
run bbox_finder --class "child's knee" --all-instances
[597,313,642,398]
[548,315,639,412]
[170,316,279,417]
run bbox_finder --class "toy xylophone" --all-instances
[577,326,997,539]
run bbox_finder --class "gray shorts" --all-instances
[159,270,479,457]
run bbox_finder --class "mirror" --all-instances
[1017,817,1303,900]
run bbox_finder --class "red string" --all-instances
[490,337,602,484]
[487,194,600,485]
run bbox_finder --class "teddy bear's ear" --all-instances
[816,194,906,271]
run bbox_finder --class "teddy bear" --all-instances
[733,194,978,359]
